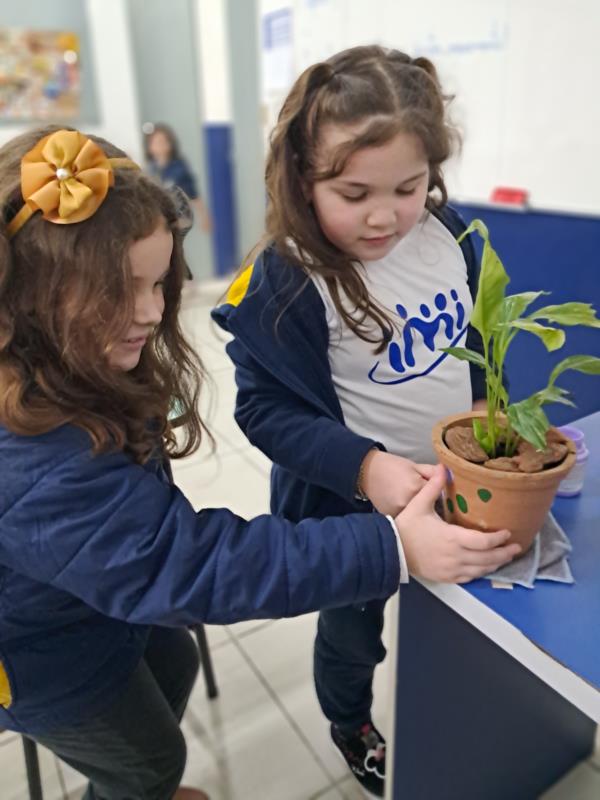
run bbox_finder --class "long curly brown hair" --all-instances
[263,45,459,352]
[0,125,209,464]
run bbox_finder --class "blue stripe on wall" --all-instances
[203,124,239,276]
[453,202,600,425]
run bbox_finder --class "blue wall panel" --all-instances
[453,203,600,425]
[204,124,239,277]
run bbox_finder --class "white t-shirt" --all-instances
[311,212,473,464]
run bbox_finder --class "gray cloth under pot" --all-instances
[485,512,574,589]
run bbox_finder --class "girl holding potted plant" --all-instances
[213,45,522,798]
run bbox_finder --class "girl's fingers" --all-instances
[461,544,521,570]
[405,464,446,511]
[454,527,515,551]
[414,463,437,479]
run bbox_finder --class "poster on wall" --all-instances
[261,7,295,152]
[0,28,81,121]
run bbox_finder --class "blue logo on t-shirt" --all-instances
[368,289,467,385]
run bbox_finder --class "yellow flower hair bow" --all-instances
[6,129,139,239]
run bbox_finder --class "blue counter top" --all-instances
[465,411,600,690]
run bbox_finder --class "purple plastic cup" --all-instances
[556,425,589,497]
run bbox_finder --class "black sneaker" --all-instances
[331,721,386,798]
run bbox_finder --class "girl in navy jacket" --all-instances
[0,125,490,800]
[212,45,519,798]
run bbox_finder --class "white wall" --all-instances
[0,0,142,161]
[195,0,232,123]
[255,0,600,216]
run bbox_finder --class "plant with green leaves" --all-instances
[443,219,600,457]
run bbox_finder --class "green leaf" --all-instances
[506,398,550,451]
[488,370,509,407]
[534,385,576,408]
[504,320,565,351]
[472,244,510,343]
[549,355,600,386]
[459,220,510,344]
[529,303,600,328]
[440,346,486,370]
[498,291,550,324]
[472,418,493,456]
[457,218,490,245]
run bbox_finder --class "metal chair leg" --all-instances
[193,624,219,699]
[22,736,43,800]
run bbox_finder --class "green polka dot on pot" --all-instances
[446,498,454,514]
[477,488,492,503]
[456,494,468,513]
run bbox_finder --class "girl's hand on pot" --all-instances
[393,464,522,583]
[360,450,436,516]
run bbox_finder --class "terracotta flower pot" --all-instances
[431,412,577,553]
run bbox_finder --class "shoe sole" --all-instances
[331,739,384,800]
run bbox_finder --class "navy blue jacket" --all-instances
[149,157,199,200]
[0,424,400,734]
[212,206,485,524]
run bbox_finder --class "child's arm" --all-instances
[358,448,437,515]
[230,337,430,512]
[1,445,401,625]
[229,336,382,505]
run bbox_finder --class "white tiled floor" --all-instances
[3,281,600,799]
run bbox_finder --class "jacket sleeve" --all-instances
[0,448,399,625]
[228,337,382,504]
[172,159,199,200]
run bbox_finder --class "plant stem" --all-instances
[484,339,497,456]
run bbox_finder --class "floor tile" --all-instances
[0,730,18,748]
[181,278,232,311]
[228,615,277,636]
[589,726,600,767]
[180,637,332,799]
[310,783,345,799]
[175,304,276,466]
[541,760,600,799]
[203,623,231,650]
[238,605,394,787]
[334,775,369,799]
[199,620,278,651]
[179,307,233,375]
[59,759,88,800]
[171,448,271,520]
[0,736,66,800]
[237,446,272,477]
[197,367,244,455]
[196,340,234,375]
[172,361,255,462]
[236,614,345,783]
[179,302,231,343]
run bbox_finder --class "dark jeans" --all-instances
[32,627,200,800]
[314,599,387,733]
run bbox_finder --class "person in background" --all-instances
[145,121,212,238]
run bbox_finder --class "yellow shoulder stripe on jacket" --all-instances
[225,263,254,307]
[0,661,12,708]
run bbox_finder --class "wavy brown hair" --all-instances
[0,125,210,464]
[264,45,459,352]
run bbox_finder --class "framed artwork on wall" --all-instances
[0,28,81,120]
